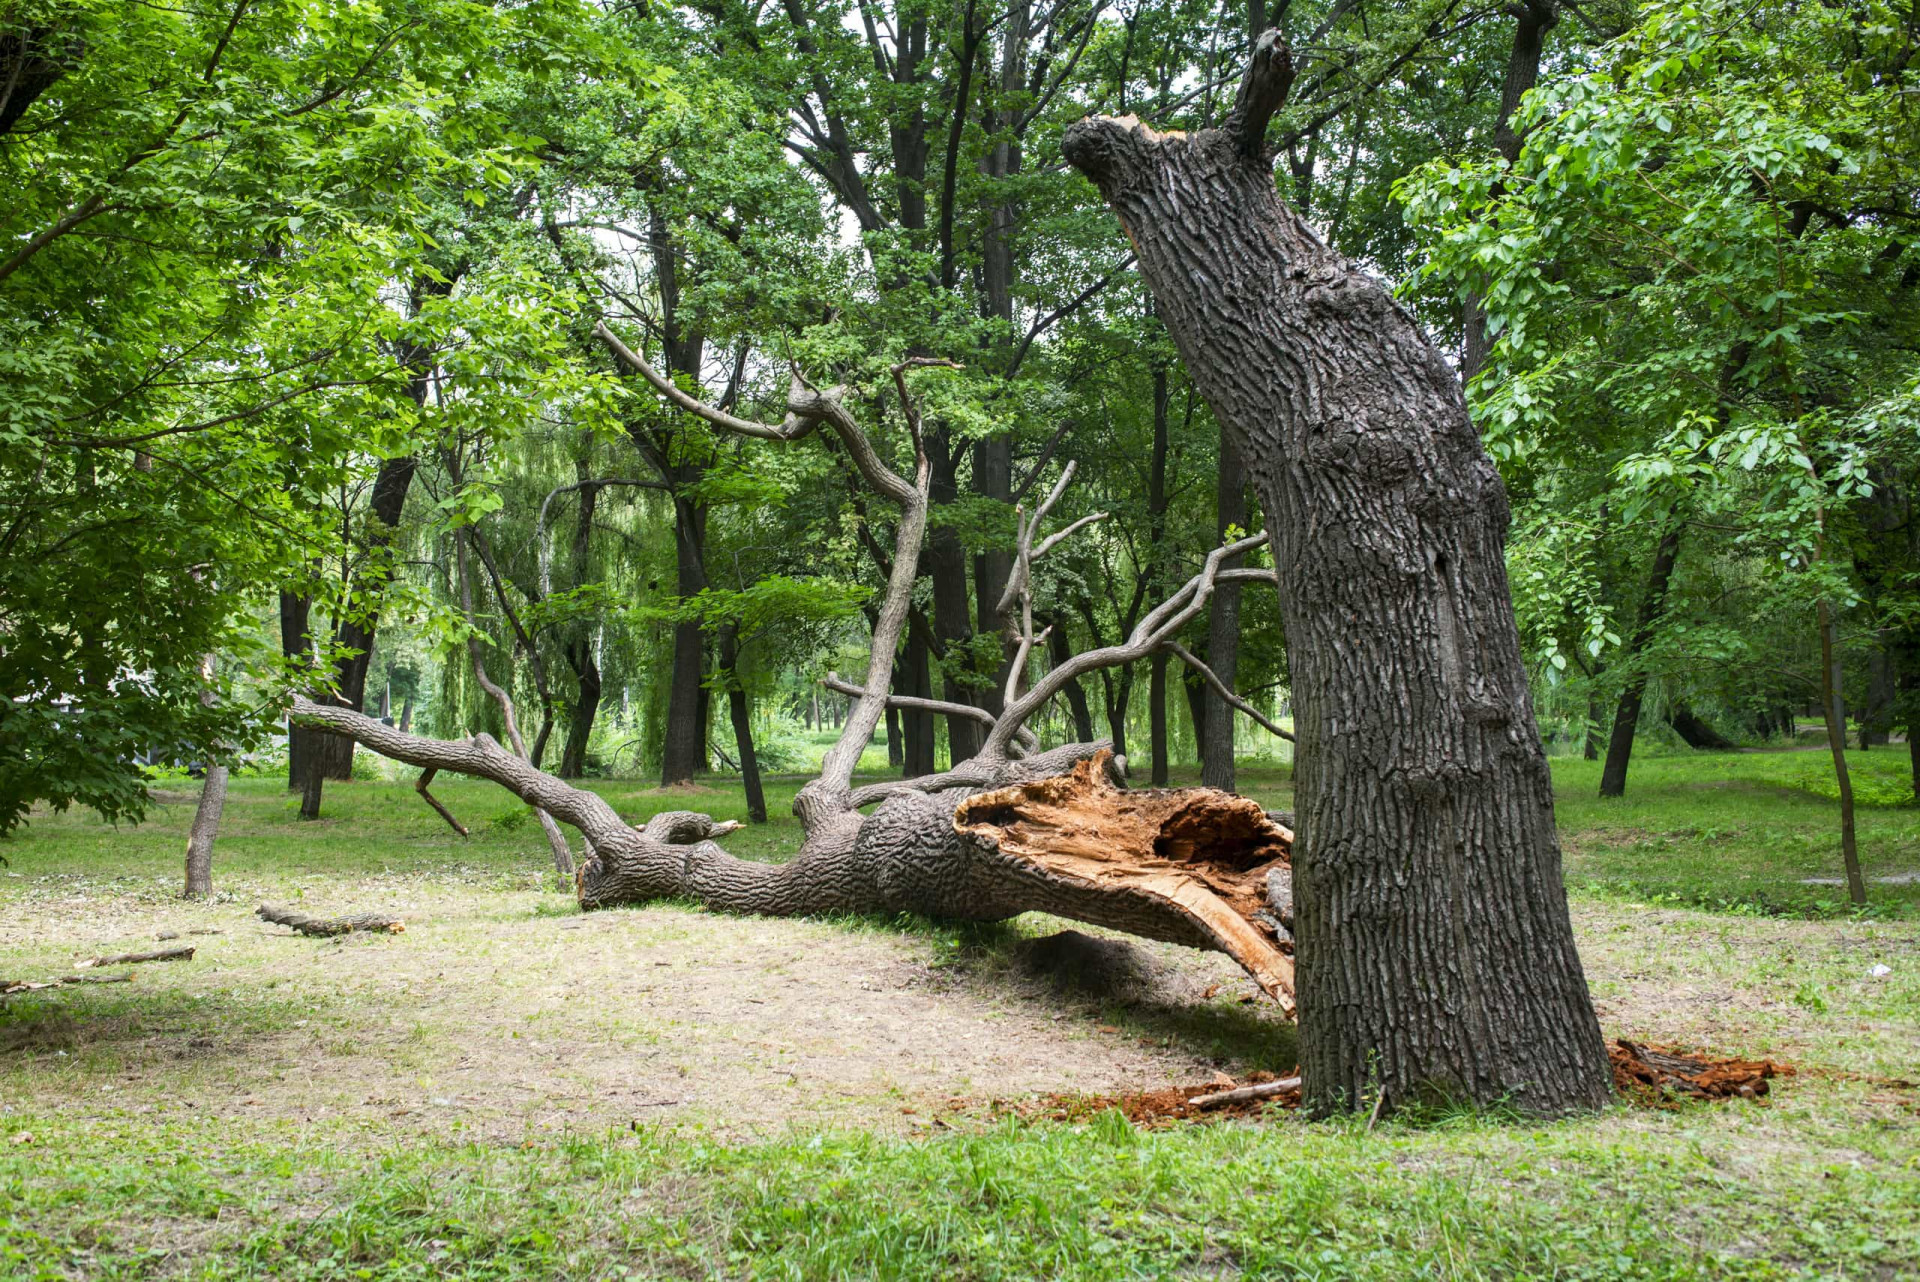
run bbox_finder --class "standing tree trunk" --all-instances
[719,622,768,824]
[1599,521,1683,797]
[661,495,710,784]
[1063,37,1610,1115]
[1048,617,1096,743]
[1462,0,1559,384]
[1146,357,1173,785]
[1817,599,1867,905]
[1204,430,1250,791]
[183,766,228,898]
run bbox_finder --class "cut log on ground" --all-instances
[75,946,194,968]
[257,904,405,937]
[3,972,135,996]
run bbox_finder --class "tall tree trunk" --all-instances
[279,590,313,791]
[929,438,984,762]
[886,701,904,769]
[1204,431,1249,790]
[1064,45,1610,1114]
[1147,358,1172,785]
[183,766,227,898]
[559,651,600,778]
[1462,0,1559,384]
[903,613,938,775]
[1048,617,1096,743]
[719,623,767,824]
[1818,600,1867,905]
[661,494,709,784]
[1599,521,1683,797]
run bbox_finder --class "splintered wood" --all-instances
[955,751,1296,1016]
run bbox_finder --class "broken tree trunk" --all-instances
[1062,33,1610,1114]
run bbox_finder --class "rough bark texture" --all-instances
[182,765,226,899]
[1062,39,1610,1114]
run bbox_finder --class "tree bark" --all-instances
[1818,599,1868,905]
[929,439,984,763]
[183,765,227,899]
[661,494,710,784]
[1063,41,1610,1114]
[719,623,768,824]
[1599,521,1683,798]
[1203,430,1249,790]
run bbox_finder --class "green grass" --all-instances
[1,747,1918,1279]
[1552,749,1920,917]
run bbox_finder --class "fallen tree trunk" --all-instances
[293,698,1298,1011]
[258,904,405,937]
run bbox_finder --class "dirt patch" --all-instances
[0,876,1288,1143]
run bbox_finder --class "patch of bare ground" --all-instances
[0,875,1288,1144]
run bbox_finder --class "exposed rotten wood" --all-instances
[954,752,1296,1015]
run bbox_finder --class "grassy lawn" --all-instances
[0,748,1916,1279]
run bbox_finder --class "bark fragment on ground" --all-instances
[998,1070,1302,1129]
[955,752,1296,1015]
[257,904,405,937]
[1609,1039,1792,1103]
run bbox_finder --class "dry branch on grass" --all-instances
[75,946,194,968]
[257,904,405,937]
[2,972,135,996]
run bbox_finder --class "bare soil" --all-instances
[3,876,1914,1146]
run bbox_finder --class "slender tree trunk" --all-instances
[719,623,767,824]
[886,702,904,769]
[1065,49,1610,1114]
[1462,0,1559,383]
[279,590,313,791]
[559,651,600,778]
[1599,522,1683,797]
[1584,685,1604,760]
[1048,618,1096,743]
[1204,431,1249,790]
[662,495,709,784]
[1147,359,1172,786]
[1818,600,1868,905]
[929,438,984,762]
[903,615,938,775]
[183,766,228,898]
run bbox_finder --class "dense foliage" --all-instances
[5,0,1914,847]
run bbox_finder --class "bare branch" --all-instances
[1162,642,1294,742]
[1225,31,1295,158]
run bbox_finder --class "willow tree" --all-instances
[1062,35,1611,1115]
